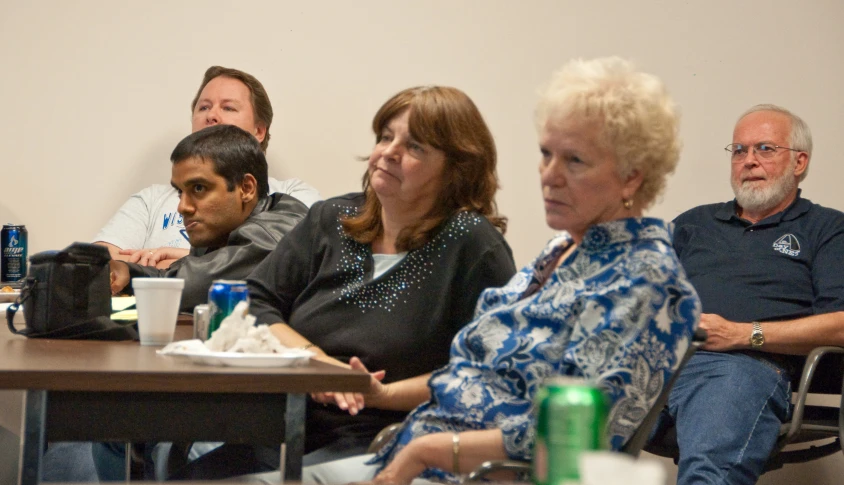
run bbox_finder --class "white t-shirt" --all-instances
[371,252,407,279]
[93,177,320,250]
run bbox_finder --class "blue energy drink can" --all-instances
[207,280,249,339]
[1,224,28,282]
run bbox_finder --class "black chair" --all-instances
[459,328,709,481]
[646,345,844,474]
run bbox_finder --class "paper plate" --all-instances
[158,348,315,368]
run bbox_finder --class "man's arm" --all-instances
[93,187,158,253]
[699,311,844,355]
[109,259,165,294]
[119,247,189,269]
[96,242,129,261]
[99,242,184,269]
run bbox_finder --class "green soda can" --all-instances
[533,376,608,484]
[207,280,249,339]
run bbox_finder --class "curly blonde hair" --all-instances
[536,57,681,209]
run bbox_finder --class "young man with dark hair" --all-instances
[108,124,308,311]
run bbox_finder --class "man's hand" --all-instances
[310,357,386,415]
[120,247,189,268]
[109,260,131,295]
[699,313,749,351]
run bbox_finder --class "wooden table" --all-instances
[0,327,370,485]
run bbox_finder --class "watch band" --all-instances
[750,321,764,349]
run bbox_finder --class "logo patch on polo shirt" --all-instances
[773,233,801,257]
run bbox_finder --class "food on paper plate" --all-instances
[161,301,290,355]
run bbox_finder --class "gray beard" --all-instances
[731,162,797,215]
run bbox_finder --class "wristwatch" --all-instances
[750,321,765,349]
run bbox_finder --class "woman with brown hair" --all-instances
[245,86,516,465]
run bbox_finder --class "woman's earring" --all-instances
[623,199,633,210]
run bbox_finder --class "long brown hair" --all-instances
[343,86,506,251]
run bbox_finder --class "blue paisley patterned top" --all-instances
[371,217,700,482]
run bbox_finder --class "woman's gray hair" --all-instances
[738,104,812,181]
[536,57,681,209]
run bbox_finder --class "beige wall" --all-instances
[1,0,842,483]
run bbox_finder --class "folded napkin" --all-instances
[159,339,210,354]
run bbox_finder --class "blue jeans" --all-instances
[652,351,792,485]
[91,442,158,481]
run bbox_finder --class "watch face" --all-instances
[751,333,765,347]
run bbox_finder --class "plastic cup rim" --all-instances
[131,277,185,290]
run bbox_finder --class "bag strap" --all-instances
[6,302,22,334]
[6,279,34,335]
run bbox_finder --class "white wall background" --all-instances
[1,1,843,483]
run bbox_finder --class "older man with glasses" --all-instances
[648,104,844,485]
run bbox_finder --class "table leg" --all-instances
[18,390,46,485]
[283,393,305,482]
[124,442,133,483]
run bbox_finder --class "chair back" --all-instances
[765,346,844,471]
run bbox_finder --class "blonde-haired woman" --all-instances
[304,57,699,484]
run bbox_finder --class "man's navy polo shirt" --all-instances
[673,190,844,326]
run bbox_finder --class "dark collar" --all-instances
[715,189,811,226]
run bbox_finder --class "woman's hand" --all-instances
[120,247,190,267]
[369,436,430,485]
[310,357,387,415]
[373,430,508,483]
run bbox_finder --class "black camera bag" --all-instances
[6,242,137,340]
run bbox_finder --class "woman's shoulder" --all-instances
[440,210,508,244]
[621,224,690,285]
[305,192,365,220]
[578,218,681,273]
[315,192,364,209]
